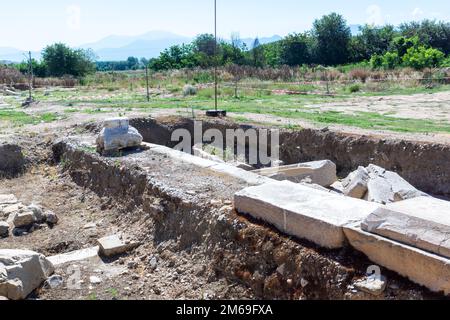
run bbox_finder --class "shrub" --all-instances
[183,84,197,96]
[382,52,401,70]
[348,84,361,93]
[402,46,445,70]
[370,55,383,69]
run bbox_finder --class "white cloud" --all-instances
[366,5,384,26]
[412,7,424,19]
[66,5,81,31]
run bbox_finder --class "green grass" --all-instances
[0,110,59,126]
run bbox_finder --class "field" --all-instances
[1,68,450,144]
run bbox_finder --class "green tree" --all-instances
[350,24,397,61]
[400,20,450,55]
[42,43,95,77]
[280,33,312,66]
[251,38,265,67]
[312,13,352,65]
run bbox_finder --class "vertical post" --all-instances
[214,0,218,111]
[145,64,150,102]
[28,51,33,101]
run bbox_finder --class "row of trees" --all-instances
[10,13,450,78]
[15,43,96,78]
[149,14,450,71]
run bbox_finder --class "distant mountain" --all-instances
[240,35,283,49]
[0,32,283,62]
[84,31,191,61]
[85,32,283,61]
[0,47,40,63]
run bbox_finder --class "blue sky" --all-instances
[1,0,449,50]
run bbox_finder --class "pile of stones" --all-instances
[336,164,428,204]
[0,194,58,238]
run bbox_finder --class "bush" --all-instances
[348,84,361,93]
[382,52,401,69]
[402,46,445,70]
[370,55,384,69]
[183,84,197,96]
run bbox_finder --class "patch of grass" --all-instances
[0,110,59,126]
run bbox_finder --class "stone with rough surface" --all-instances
[0,249,54,300]
[361,205,450,258]
[354,275,387,296]
[252,160,337,187]
[96,118,143,153]
[48,246,99,267]
[234,180,379,249]
[342,166,369,199]
[0,222,9,238]
[0,195,18,205]
[97,235,136,257]
[344,224,450,295]
[13,211,36,228]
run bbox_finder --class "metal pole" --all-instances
[28,51,33,101]
[214,0,218,111]
[145,64,150,102]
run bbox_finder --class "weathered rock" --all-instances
[48,246,99,267]
[342,166,369,199]
[354,275,387,296]
[342,164,428,204]
[0,144,25,177]
[1,203,23,218]
[27,205,44,222]
[45,211,58,225]
[13,211,36,228]
[252,160,337,187]
[0,222,9,238]
[89,276,102,284]
[97,235,137,257]
[344,224,450,295]
[0,249,54,300]
[362,197,450,259]
[44,275,64,289]
[366,177,395,204]
[96,118,143,153]
[234,180,379,249]
[0,195,18,205]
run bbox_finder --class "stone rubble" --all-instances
[341,164,428,204]
[0,195,58,238]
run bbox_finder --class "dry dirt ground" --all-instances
[0,166,254,300]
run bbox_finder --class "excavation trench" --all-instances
[49,120,446,299]
[129,117,450,198]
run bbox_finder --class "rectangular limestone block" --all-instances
[362,205,450,259]
[344,224,450,295]
[234,180,379,249]
[252,160,337,187]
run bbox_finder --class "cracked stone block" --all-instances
[234,180,378,249]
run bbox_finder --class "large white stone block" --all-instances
[344,225,450,295]
[234,180,379,249]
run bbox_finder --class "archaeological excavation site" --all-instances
[1,115,449,301]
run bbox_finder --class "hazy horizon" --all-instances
[1,0,449,51]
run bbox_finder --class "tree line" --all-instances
[149,13,450,71]
[10,13,450,79]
